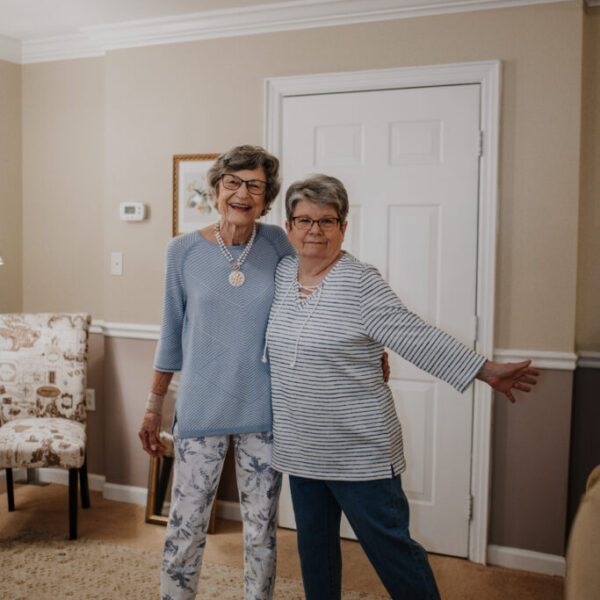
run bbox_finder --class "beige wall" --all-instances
[20,1,584,352]
[0,59,22,313]
[577,7,600,352]
[22,58,105,318]
[12,0,597,558]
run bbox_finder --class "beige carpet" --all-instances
[0,531,387,600]
[0,485,565,600]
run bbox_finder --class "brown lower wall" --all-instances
[86,333,106,477]
[489,370,573,556]
[101,336,157,488]
[89,335,575,555]
[567,367,600,538]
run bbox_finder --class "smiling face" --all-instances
[214,167,266,227]
[286,199,347,262]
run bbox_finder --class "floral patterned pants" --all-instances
[161,428,282,600]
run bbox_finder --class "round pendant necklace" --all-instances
[214,222,257,287]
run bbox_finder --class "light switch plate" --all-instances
[110,252,123,276]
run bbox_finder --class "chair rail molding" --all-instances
[494,349,579,370]
[90,320,160,340]
[577,351,600,369]
[0,0,588,64]
[91,319,589,371]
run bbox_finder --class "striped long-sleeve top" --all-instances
[153,223,294,438]
[265,253,486,481]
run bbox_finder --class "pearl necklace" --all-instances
[214,222,257,287]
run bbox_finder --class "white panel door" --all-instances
[277,84,481,558]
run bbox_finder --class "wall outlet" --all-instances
[85,389,96,411]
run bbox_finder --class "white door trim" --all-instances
[264,60,501,564]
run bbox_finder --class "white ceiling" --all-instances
[0,0,286,40]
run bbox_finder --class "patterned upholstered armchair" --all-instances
[0,313,91,539]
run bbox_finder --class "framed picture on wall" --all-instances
[173,154,220,236]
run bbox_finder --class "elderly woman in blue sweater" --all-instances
[263,174,539,600]
[138,145,294,600]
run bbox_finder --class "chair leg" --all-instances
[69,468,78,540]
[79,459,90,509]
[5,468,15,511]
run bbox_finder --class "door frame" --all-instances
[264,60,500,565]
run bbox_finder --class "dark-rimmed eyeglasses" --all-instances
[290,216,342,231]
[220,173,267,196]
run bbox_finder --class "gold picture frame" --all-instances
[173,154,220,237]
[144,387,217,531]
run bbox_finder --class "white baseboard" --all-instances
[103,482,148,506]
[37,467,106,491]
[0,467,106,491]
[1,469,243,524]
[487,544,565,576]
[216,499,242,522]
[0,467,26,482]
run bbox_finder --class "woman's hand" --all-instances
[138,410,168,457]
[476,359,540,403]
[381,351,391,382]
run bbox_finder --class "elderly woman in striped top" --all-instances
[263,174,539,600]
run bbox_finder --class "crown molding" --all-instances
[78,0,568,53]
[21,33,105,64]
[0,34,21,64]
[7,0,578,64]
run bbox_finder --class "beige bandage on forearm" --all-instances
[145,391,165,415]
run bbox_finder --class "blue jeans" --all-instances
[289,474,441,600]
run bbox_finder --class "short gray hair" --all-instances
[206,145,281,216]
[285,174,349,222]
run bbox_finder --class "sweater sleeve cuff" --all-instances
[453,353,487,394]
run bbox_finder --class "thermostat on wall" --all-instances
[119,202,147,221]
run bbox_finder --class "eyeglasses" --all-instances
[290,216,342,231]
[220,173,267,196]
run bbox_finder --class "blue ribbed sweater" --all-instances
[154,223,294,437]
